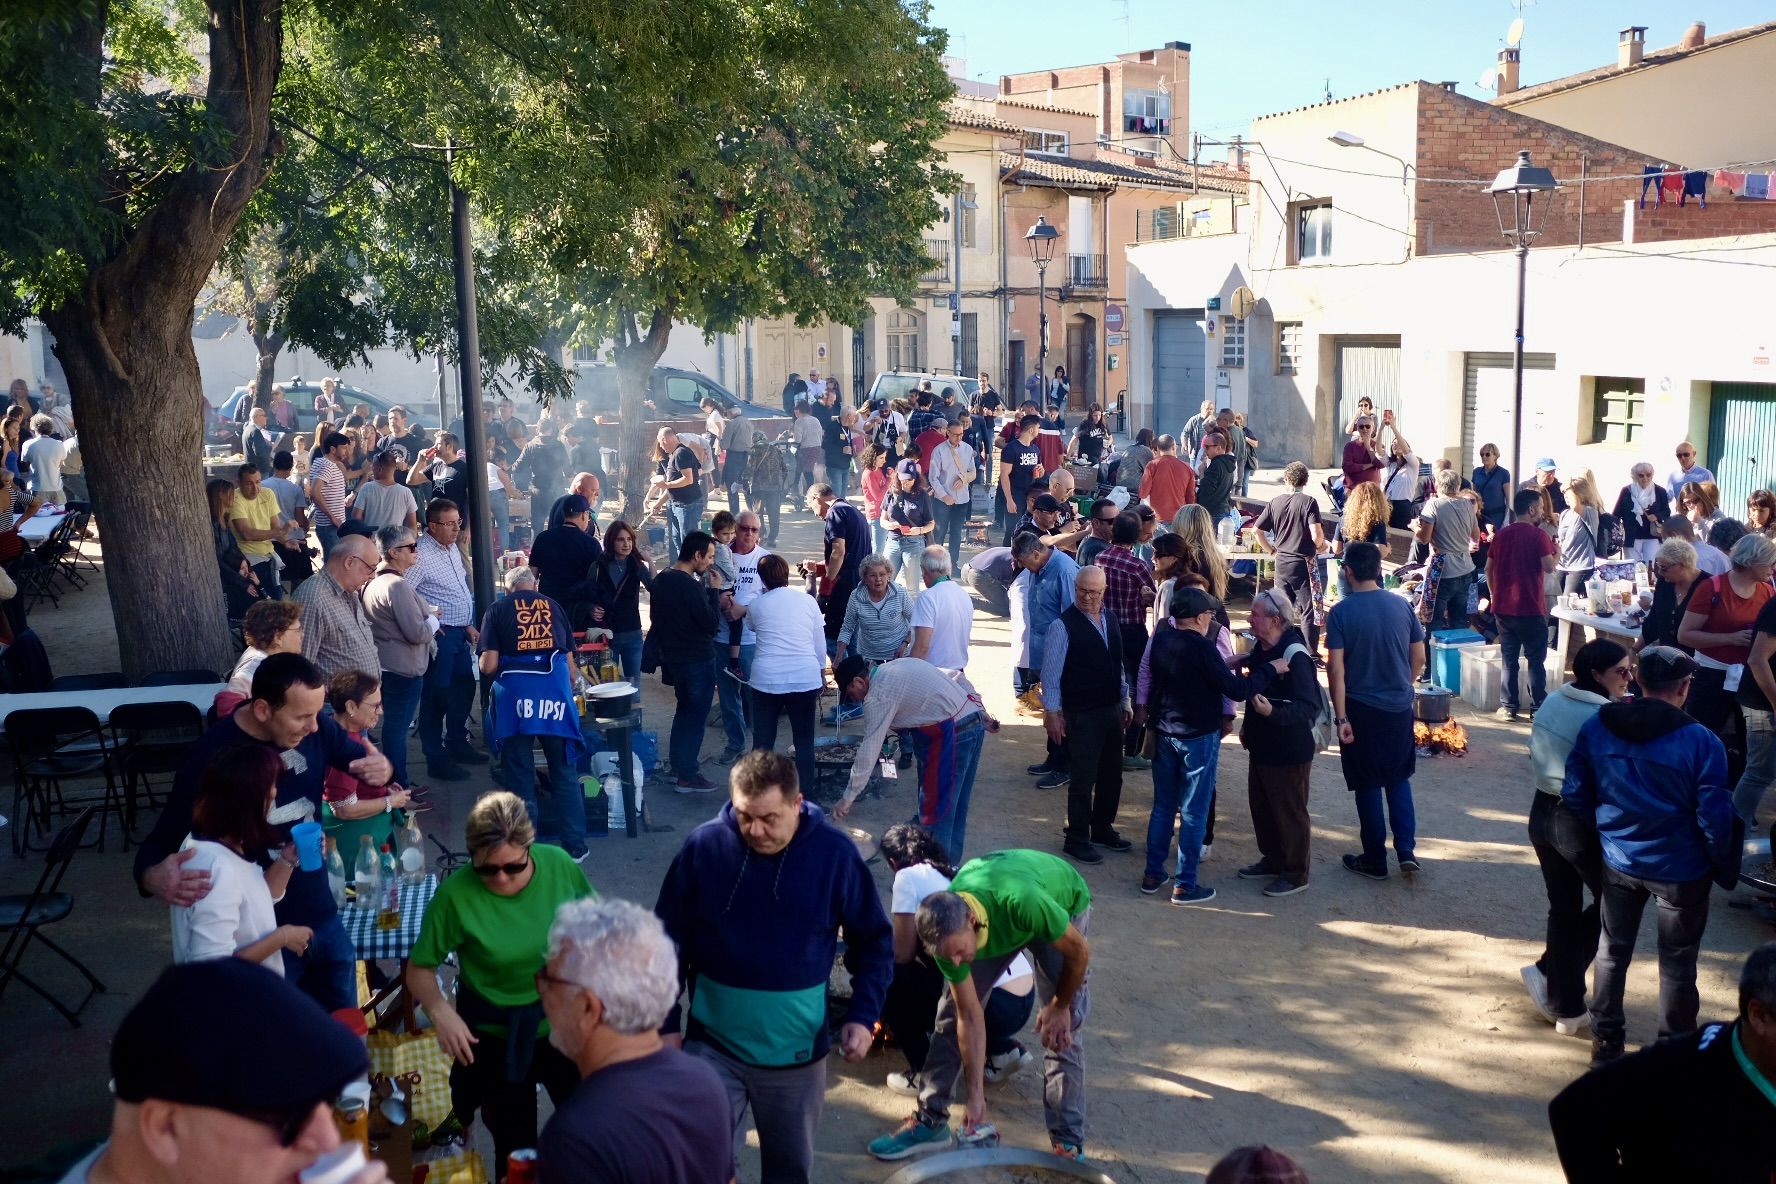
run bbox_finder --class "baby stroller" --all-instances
[1322,472,1348,512]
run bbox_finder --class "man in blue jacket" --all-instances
[1563,645,1738,1067]
[654,750,893,1184]
[1015,530,1078,790]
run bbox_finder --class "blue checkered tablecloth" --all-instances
[341,873,438,962]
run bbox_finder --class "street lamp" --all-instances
[951,190,979,374]
[1328,131,1413,260]
[1487,149,1558,494]
[1025,216,1060,390]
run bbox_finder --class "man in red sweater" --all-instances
[1139,434,1197,522]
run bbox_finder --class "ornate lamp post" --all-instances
[1487,150,1558,493]
[1024,216,1061,390]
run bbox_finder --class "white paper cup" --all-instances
[300,1142,367,1184]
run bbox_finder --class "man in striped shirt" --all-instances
[1092,512,1157,768]
[406,497,484,781]
[305,431,352,554]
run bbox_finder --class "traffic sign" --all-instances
[1105,305,1125,331]
[947,293,958,311]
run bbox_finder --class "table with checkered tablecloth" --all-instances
[341,873,439,963]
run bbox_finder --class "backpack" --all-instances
[1280,643,1337,750]
[1594,511,1625,558]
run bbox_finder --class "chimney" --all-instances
[1618,26,1647,68]
[1227,135,1247,172]
[1681,21,1706,49]
[1497,46,1520,95]
[1440,81,1459,92]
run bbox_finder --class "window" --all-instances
[1221,317,1246,368]
[1590,376,1647,445]
[887,310,921,372]
[1021,129,1068,155]
[664,376,703,408]
[1293,201,1333,263]
[1122,88,1172,135]
[960,182,978,250]
[960,313,979,376]
[1277,322,1303,375]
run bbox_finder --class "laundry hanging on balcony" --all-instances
[1715,169,1775,199]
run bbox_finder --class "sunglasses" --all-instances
[472,852,531,878]
[390,543,418,553]
[1606,664,1633,679]
[534,966,581,993]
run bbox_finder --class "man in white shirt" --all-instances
[830,655,991,862]
[909,545,973,674]
[20,415,67,503]
[407,498,483,780]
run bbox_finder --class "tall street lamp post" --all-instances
[1488,150,1558,494]
[1025,216,1060,393]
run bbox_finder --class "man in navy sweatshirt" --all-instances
[654,750,893,1184]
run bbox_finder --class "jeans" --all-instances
[663,656,716,779]
[419,626,476,757]
[917,908,1089,1148]
[1148,731,1220,887]
[666,496,705,564]
[611,629,644,682]
[378,671,424,789]
[1497,613,1549,714]
[1354,780,1416,867]
[752,688,818,800]
[825,451,851,500]
[1064,702,1123,843]
[314,519,340,557]
[1734,705,1776,826]
[1589,865,1711,1048]
[871,518,891,557]
[908,715,986,863]
[885,533,926,594]
[753,487,783,545]
[934,500,970,572]
[496,732,587,855]
[687,1039,826,1184]
[1430,569,1474,635]
[1527,790,1603,1018]
[715,650,748,754]
[487,488,510,552]
[883,957,1038,1073]
[248,557,283,600]
[281,913,355,1012]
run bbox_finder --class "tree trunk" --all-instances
[40,0,284,678]
[612,308,673,526]
[252,321,287,414]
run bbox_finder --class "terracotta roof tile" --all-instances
[1497,19,1776,106]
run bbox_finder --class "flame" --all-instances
[1413,719,1469,755]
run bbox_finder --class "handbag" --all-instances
[420,1149,489,1184]
[366,1028,454,1138]
[1280,643,1337,750]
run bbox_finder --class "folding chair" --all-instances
[62,504,100,579]
[107,700,205,838]
[49,672,129,691]
[137,669,222,687]
[22,516,79,609]
[52,507,91,589]
[0,807,105,1027]
[5,707,121,855]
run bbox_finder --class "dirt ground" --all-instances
[1,484,1768,1183]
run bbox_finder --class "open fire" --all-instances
[1414,719,1469,756]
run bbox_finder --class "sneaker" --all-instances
[1555,1012,1592,1038]
[1170,882,1217,907]
[1062,839,1104,865]
[1263,877,1310,897]
[885,1071,922,1096]
[1026,760,1058,775]
[1036,770,1070,790]
[1520,965,1558,1024]
[1589,1038,1624,1069]
[447,746,489,766]
[1199,843,1213,861]
[1495,706,1520,722]
[426,758,469,782]
[568,848,591,865]
[1050,1141,1085,1161]
[1342,854,1388,881]
[1237,860,1274,880]
[868,1116,954,1161]
[715,748,744,765]
[1140,873,1167,895]
[1399,857,1422,877]
[1090,830,1133,853]
[674,775,718,793]
[984,1044,1033,1083]
[1121,753,1153,770]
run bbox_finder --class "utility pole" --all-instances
[446,140,496,617]
[951,189,964,375]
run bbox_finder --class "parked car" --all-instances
[216,377,439,437]
[572,364,785,430]
[863,370,981,408]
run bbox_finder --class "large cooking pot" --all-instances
[885,1147,1117,1184]
[587,681,638,720]
[1414,686,1453,723]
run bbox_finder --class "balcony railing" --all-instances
[1065,253,1107,288]
[921,238,951,284]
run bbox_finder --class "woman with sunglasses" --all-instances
[1681,480,1724,531]
[1524,639,1632,1035]
[363,523,435,791]
[407,790,593,1169]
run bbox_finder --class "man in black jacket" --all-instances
[1549,942,1776,1182]
[1197,429,1238,523]
[645,531,725,793]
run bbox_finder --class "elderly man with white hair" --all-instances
[538,897,735,1182]
[1413,465,1484,634]
[908,545,974,674]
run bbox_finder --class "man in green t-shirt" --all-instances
[868,849,1092,1163]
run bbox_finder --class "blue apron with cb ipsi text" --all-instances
[486,654,585,766]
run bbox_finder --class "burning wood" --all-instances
[1414,719,1469,756]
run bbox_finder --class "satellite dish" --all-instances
[1478,67,1498,91]
[1506,17,1524,46]
[1230,286,1258,320]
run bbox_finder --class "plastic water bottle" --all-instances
[398,817,426,884]
[324,837,348,910]
[379,843,401,922]
[352,836,380,910]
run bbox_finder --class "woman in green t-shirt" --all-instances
[406,791,594,1166]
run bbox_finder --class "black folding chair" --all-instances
[61,503,100,579]
[108,700,205,837]
[5,707,120,855]
[18,516,77,610]
[0,807,105,1027]
[52,507,92,589]
[137,668,222,687]
[49,672,129,691]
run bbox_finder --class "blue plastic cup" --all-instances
[291,820,324,872]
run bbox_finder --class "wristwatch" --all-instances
[1334,716,1348,725]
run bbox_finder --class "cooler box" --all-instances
[1429,628,1486,693]
[1459,644,1570,711]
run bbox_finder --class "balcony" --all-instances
[920,238,951,284]
[1065,253,1106,288]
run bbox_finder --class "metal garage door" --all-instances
[1334,341,1401,432]
[1152,310,1205,435]
[1463,352,1557,478]
[1707,382,1776,508]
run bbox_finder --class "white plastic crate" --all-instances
[1459,644,1568,712]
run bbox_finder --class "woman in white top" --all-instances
[877,824,1035,1095]
[1381,434,1422,529]
[740,553,830,797]
[170,744,313,975]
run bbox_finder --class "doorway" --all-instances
[1065,313,1096,411]
[1008,339,1026,403]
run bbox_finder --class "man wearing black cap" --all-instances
[136,654,392,1011]
[56,958,383,1184]
[1563,644,1739,1067]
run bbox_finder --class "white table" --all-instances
[1550,603,1643,669]
[0,683,226,729]
[17,506,64,543]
